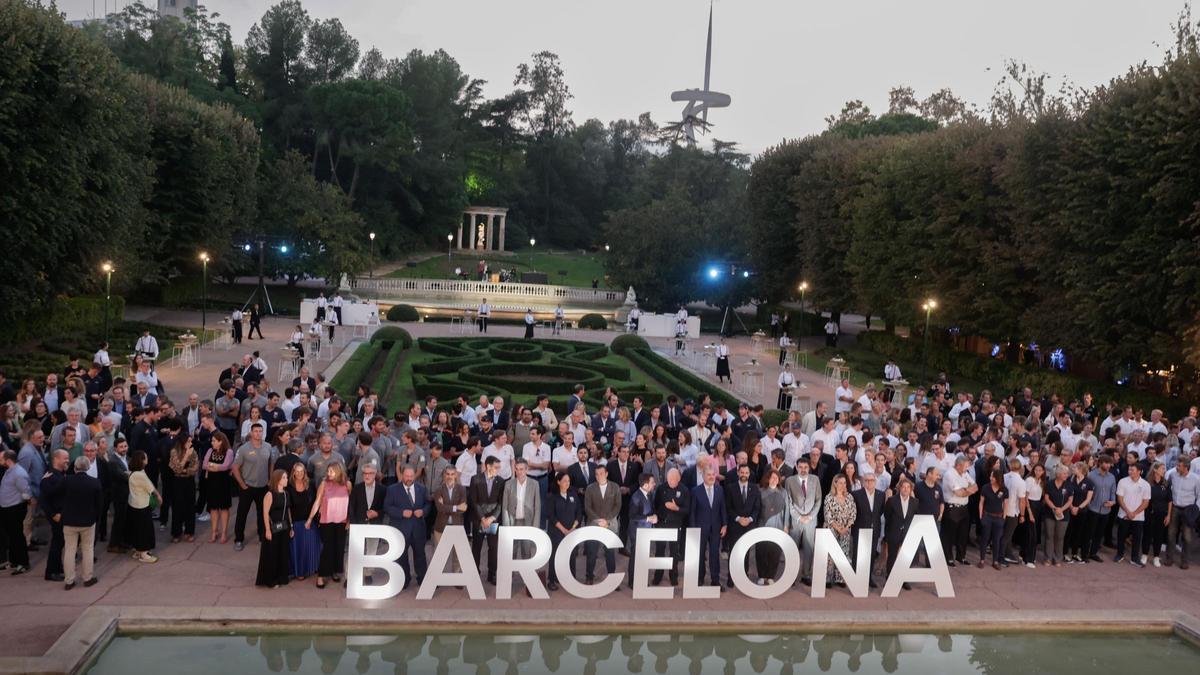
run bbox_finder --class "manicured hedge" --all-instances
[578,313,608,330]
[550,354,630,380]
[0,295,125,343]
[457,362,605,395]
[625,347,738,406]
[488,341,543,362]
[856,332,1183,415]
[385,304,420,322]
[329,342,382,394]
[370,326,413,349]
[611,334,650,355]
[417,337,474,358]
[371,340,406,396]
[412,356,489,376]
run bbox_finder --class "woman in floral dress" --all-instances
[823,474,857,585]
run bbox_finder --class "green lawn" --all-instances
[385,249,611,289]
[145,278,333,316]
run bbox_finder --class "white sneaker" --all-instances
[1153,557,1162,568]
[197,513,211,522]
[1140,555,1147,565]
[1024,562,1035,569]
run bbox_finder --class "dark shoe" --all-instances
[233,541,244,551]
[868,579,878,588]
[977,561,985,569]
[547,582,559,591]
[726,578,735,588]
[64,581,76,590]
[946,560,956,568]
[364,575,374,585]
[1088,555,1103,563]
[487,577,496,585]
[585,577,595,584]
[1181,561,1190,570]
[718,585,726,593]
[11,566,28,576]
[331,574,342,583]
[45,573,65,582]
[1163,558,1174,567]
[992,562,1002,570]
[670,576,679,586]
[902,582,912,591]
[957,558,969,566]
[801,577,812,587]
[84,578,98,587]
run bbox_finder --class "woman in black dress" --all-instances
[202,431,234,543]
[256,469,293,588]
[715,338,731,383]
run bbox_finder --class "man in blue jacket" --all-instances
[385,466,430,590]
[626,473,658,589]
[689,467,727,590]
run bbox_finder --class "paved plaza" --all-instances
[1,308,1198,659]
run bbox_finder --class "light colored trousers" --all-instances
[63,525,96,583]
[791,513,818,578]
[1043,518,1069,563]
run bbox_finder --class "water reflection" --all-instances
[88,632,1197,675]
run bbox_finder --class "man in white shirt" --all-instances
[941,456,977,565]
[781,422,810,467]
[1001,458,1028,566]
[883,359,902,381]
[134,330,159,361]
[473,395,493,425]
[477,298,492,333]
[823,318,839,347]
[811,417,840,457]
[834,379,854,416]
[552,431,579,473]
[1114,463,1150,566]
[481,430,514,480]
[1126,429,1149,460]
[454,437,481,487]
[522,426,552,493]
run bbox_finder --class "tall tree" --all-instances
[306,17,359,84]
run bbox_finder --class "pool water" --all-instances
[85,632,1199,674]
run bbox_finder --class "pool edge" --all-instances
[6,607,1199,675]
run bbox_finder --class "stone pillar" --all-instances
[457,219,463,250]
[486,214,495,251]
[498,214,506,251]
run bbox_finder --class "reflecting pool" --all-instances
[85,632,1199,674]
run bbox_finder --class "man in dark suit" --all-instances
[467,456,505,584]
[106,438,131,552]
[852,472,886,587]
[630,396,651,434]
[566,385,587,417]
[723,464,761,587]
[680,455,711,490]
[78,442,110,543]
[384,466,430,589]
[884,478,919,579]
[567,446,597,499]
[653,467,690,586]
[607,445,640,551]
[239,354,263,388]
[659,395,685,438]
[60,455,103,589]
[39,449,69,582]
[591,406,615,445]
[689,467,726,588]
[350,465,387,527]
[625,473,658,589]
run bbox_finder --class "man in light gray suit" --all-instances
[501,459,541,560]
[583,463,622,582]
[784,458,822,585]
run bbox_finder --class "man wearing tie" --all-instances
[384,466,429,590]
[689,468,726,589]
[852,471,886,587]
[784,459,822,585]
[583,464,621,583]
[625,473,657,589]
[608,445,639,552]
[652,467,690,586]
[567,446,597,499]
[885,478,919,581]
[724,464,761,587]
[660,395,684,438]
[467,456,505,585]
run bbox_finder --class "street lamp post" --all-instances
[604,244,610,253]
[528,238,536,275]
[798,280,809,337]
[447,233,454,278]
[101,262,114,343]
[199,252,210,336]
[369,232,376,279]
[921,298,938,384]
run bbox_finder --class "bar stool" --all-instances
[169,343,187,369]
[278,347,300,382]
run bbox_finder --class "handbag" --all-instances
[270,492,290,534]
[149,493,159,511]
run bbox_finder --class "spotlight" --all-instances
[707,267,721,280]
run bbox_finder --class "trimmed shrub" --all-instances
[457,362,605,395]
[370,326,413,349]
[371,340,406,396]
[578,313,608,330]
[417,337,475,358]
[761,409,790,429]
[625,347,738,406]
[489,341,543,362]
[385,304,420,322]
[610,334,649,355]
[329,342,382,394]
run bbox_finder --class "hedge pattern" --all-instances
[385,304,420,322]
[488,341,543,362]
[329,342,382,394]
[369,326,413,349]
[610,334,650,355]
[624,347,739,408]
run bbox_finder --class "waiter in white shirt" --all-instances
[778,334,792,366]
[523,309,536,339]
[230,308,243,344]
[553,304,565,335]
[627,306,641,334]
[478,298,492,333]
[777,364,796,411]
[331,292,344,324]
[134,330,160,361]
[715,339,731,384]
[315,293,327,321]
[823,318,839,347]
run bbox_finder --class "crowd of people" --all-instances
[1,338,1198,595]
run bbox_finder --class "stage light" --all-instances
[707,266,721,280]
[742,270,750,278]
[280,245,289,254]
[243,243,252,252]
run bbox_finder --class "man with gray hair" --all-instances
[940,454,977,566]
[61,456,102,589]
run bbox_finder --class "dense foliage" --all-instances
[746,17,1200,380]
